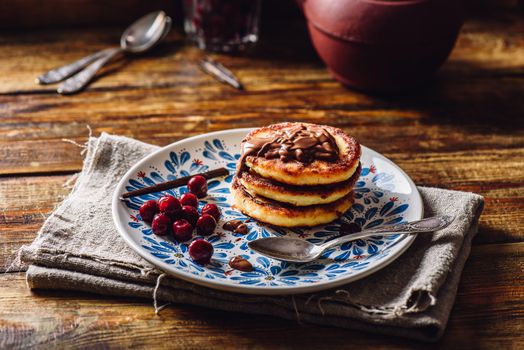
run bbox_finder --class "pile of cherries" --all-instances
[138,175,219,265]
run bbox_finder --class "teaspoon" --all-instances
[37,11,171,94]
[248,215,455,263]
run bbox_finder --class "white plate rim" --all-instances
[112,128,423,295]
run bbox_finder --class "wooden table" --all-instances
[1,11,523,349]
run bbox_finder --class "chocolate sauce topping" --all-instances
[240,125,339,171]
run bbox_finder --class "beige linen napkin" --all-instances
[20,133,484,342]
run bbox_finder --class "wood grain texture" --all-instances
[0,10,523,349]
[1,13,524,93]
[0,165,523,271]
[0,175,71,271]
[1,15,523,174]
[1,243,522,349]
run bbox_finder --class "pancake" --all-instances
[241,123,361,185]
[239,163,361,206]
[231,178,354,227]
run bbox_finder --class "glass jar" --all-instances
[183,0,262,52]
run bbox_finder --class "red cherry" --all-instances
[158,195,182,218]
[151,213,172,236]
[139,200,159,223]
[201,203,220,221]
[196,213,217,236]
[188,239,213,264]
[187,175,208,198]
[180,193,199,208]
[172,219,193,242]
[182,205,200,226]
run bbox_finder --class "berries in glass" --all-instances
[158,195,182,218]
[139,200,159,223]
[201,203,220,221]
[196,213,217,236]
[188,239,214,264]
[180,193,199,208]
[187,175,208,198]
[151,213,172,236]
[182,205,200,226]
[183,0,261,52]
[172,219,194,242]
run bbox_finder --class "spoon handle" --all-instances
[36,48,115,85]
[321,215,455,251]
[58,47,122,95]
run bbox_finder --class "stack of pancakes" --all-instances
[232,122,361,227]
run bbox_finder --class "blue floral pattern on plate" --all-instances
[114,129,422,293]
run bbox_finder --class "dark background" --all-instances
[0,0,521,30]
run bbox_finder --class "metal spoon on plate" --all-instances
[248,215,455,263]
[36,11,171,94]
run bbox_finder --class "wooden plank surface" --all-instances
[0,175,70,271]
[2,13,524,93]
[1,8,523,349]
[1,15,523,175]
[1,243,522,349]
[1,170,523,273]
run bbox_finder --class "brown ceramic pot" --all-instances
[299,0,464,93]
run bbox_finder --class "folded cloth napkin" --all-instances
[20,133,484,342]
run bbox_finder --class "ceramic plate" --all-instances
[112,129,423,295]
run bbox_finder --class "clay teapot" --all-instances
[297,0,464,93]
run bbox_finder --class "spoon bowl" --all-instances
[121,11,170,53]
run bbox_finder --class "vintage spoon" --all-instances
[37,11,171,94]
[57,11,171,94]
[248,215,455,263]
[37,11,171,86]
